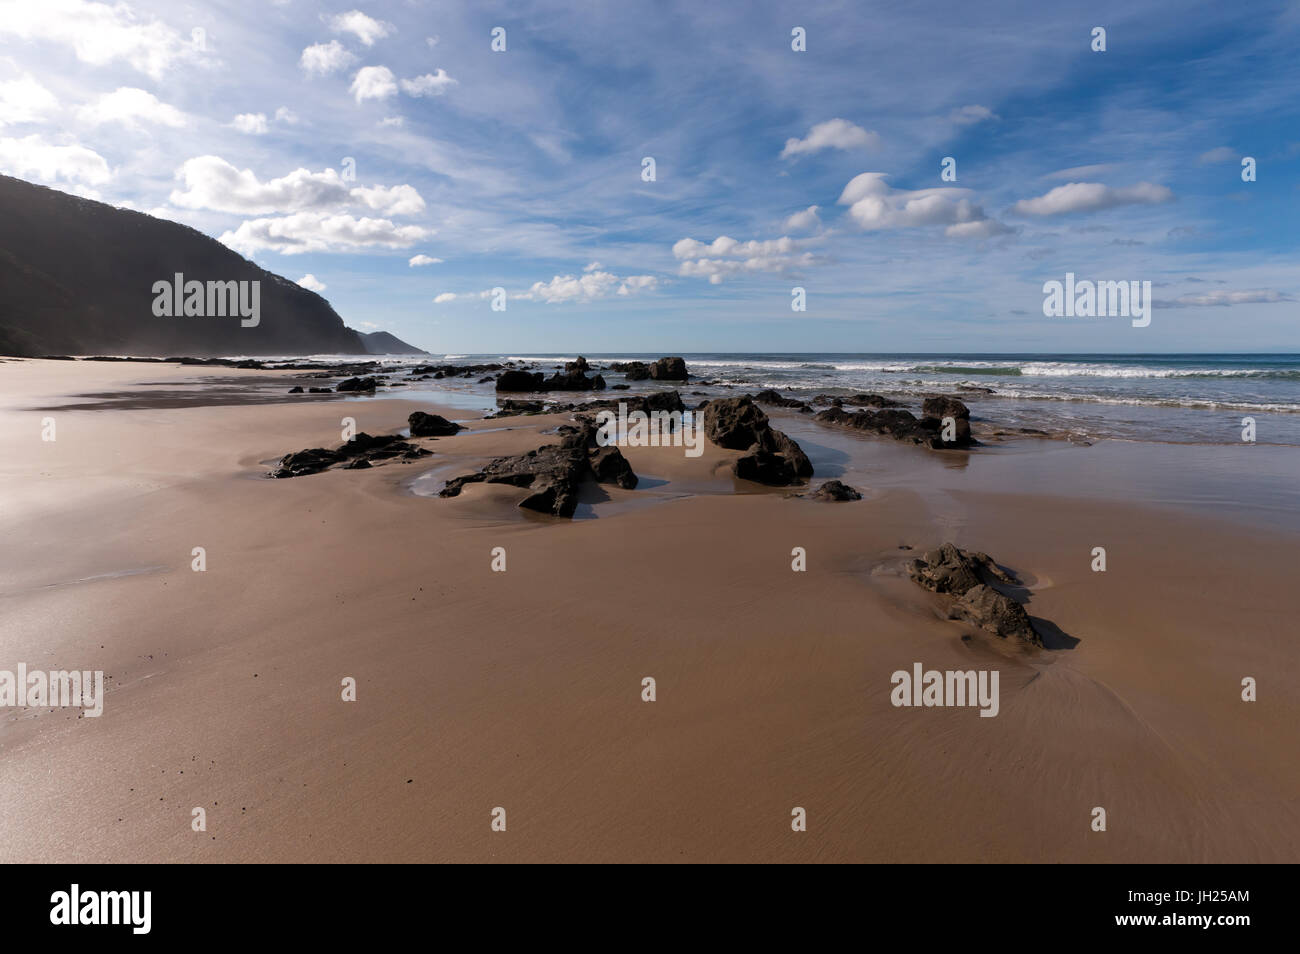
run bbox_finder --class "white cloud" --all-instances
[0,75,58,126]
[219,212,430,255]
[400,69,457,97]
[410,254,443,266]
[300,40,355,76]
[229,112,268,135]
[296,274,327,292]
[425,36,440,48]
[673,235,818,283]
[1198,146,1237,164]
[518,265,660,302]
[274,106,299,124]
[326,10,392,46]
[781,119,879,158]
[784,205,820,231]
[169,156,426,217]
[0,134,111,185]
[350,66,397,103]
[949,104,998,125]
[1045,163,1120,180]
[0,0,191,79]
[1011,181,1174,216]
[76,87,186,128]
[837,173,1009,237]
[1155,289,1292,308]
[433,292,457,303]
[379,116,403,127]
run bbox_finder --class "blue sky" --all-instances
[1,0,1297,353]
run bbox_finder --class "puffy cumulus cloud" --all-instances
[1154,289,1293,308]
[350,182,424,216]
[837,173,1011,237]
[229,112,268,134]
[296,274,326,292]
[672,235,817,284]
[76,87,186,128]
[784,205,821,231]
[300,40,356,76]
[350,66,397,103]
[517,265,660,302]
[0,0,192,79]
[0,75,58,126]
[433,292,457,303]
[781,119,879,158]
[1197,146,1237,164]
[219,213,430,255]
[170,156,425,216]
[274,106,299,124]
[1010,181,1174,216]
[409,254,443,266]
[0,134,111,186]
[326,10,392,46]
[400,69,457,97]
[949,104,998,125]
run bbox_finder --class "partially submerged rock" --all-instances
[336,376,377,392]
[439,422,637,517]
[908,544,1039,644]
[649,356,688,380]
[702,395,813,486]
[408,411,463,436]
[815,395,974,449]
[809,479,862,501]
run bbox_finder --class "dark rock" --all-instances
[590,446,638,488]
[288,386,304,393]
[753,388,808,409]
[610,361,651,380]
[908,542,1018,596]
[565,356,590,374]
[407,411,463,437]
[810,480,862,501]
[270,448,344,478]
[611,383,630,390]
[650,356,688,380]
[336,376,377,392]
[703,396,813,485]
[848,393,905,408]
[952,585,1039,644]
[815,404,974,449]
[922,395,971,420]
[496,369,545,391]
[344,458,372,469]
[308,386,332,393]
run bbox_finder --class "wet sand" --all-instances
[0,358,1296,862]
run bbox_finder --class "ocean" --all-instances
[326,352,1300,446]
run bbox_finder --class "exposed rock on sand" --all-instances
[336,376,377,392]
[908,544,1039,644]
[439,421,637,517]
[269,432,431,478]
[703,395,813,486]
[808,479,862,501]
[815,396,974,449]
[495,363,606,392]
[407,411,463,436]
[753,388,810,410]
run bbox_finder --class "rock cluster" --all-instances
[815,395,974,448]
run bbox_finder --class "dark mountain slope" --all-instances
[0,175,372,357]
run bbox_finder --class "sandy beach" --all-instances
[0,357,1296,863]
